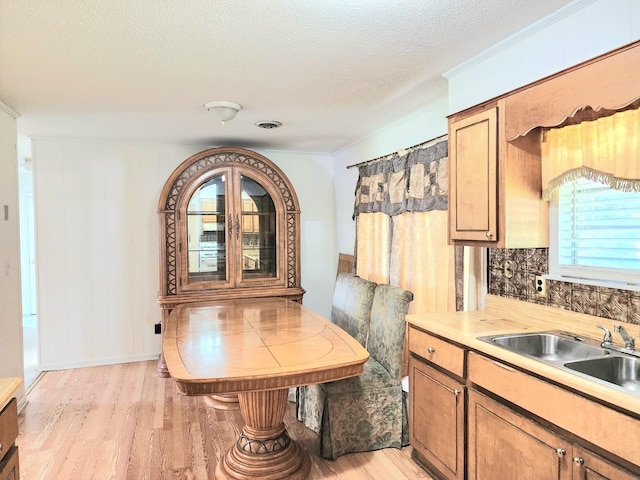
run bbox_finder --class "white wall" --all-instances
[332,97,449,255]
[0,102,25,393]
[255,149,336,317]
[445,0,640,113]
[32,139,335,370]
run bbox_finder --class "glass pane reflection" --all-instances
[241,176,277,279]
[187,175,227,282]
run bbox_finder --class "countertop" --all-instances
[406,294,640,416]
[0,377,22,410]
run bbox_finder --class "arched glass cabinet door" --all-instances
[178,165,285,291]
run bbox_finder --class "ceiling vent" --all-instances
[255,121,282,129]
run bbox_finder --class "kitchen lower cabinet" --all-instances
[0,398,19,480]
[409,357,465,480]
[572,446,638,480]
[408,326,466,480]
[408,321,640,480]
[0,446,18,480]
[468,389,572,480]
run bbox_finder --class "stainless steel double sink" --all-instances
[478,331,640,397]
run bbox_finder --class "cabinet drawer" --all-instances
[0,399,17,463]
[409,327,465,377]
[0,446,18,480]
[467,351,640,468]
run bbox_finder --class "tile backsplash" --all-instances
[488,248,640,325]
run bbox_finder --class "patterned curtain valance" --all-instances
[353,138,448,218]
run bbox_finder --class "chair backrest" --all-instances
[367,284,414,380]
[336,253,355,277]
[330,273,377,347]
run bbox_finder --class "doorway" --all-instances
[18,139,39,390]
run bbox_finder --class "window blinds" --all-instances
[557,178,640,281]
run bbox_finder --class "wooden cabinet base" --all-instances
[0,446,18,480]
[204,393,240,411]
[215,389,311,480]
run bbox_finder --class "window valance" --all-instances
[353,138,448,218]
[541,107,640,200]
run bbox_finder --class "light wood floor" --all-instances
[17,360,434,480]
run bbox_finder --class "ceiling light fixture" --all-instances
[204,100,242,125]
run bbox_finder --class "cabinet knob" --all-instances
[486,231,493,238]
[573,457,584,465]
[427,347,435,354]
[556,448,566,457]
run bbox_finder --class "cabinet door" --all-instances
[409,357,465,480]
[235,173,281,287]
[180,166,286,291]
[448,106,498,243]
[0,446,18,480]
[182,168,234,290]
[468,389,571,480]
[572,446,639,480]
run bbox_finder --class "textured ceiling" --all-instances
[0,0,575,153]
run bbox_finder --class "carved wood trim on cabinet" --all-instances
[504,40,640,141]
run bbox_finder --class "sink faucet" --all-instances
[596,325,613,347]
[614,324,636,350]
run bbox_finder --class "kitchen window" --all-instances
[542,106,640,288]
[549,178,640,286]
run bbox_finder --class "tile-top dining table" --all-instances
[163,297,370,480]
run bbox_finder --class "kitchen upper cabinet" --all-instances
[157,147,304,376]
[468,389,572,480]
[448,106,497,243]
[448,101,548,248]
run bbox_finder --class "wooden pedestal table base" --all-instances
[203,393,240,411]
[215,389,311,480]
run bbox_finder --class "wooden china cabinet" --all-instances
[157,147,305,392]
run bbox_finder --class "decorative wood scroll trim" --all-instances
[514,98,640,140]
[158,147,300,213]
[504,40,640,141]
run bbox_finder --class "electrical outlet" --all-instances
[535,275,547,297]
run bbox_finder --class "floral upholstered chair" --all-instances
[296,273,377,425]
[328,273,377,347]
[300,283,414,460]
